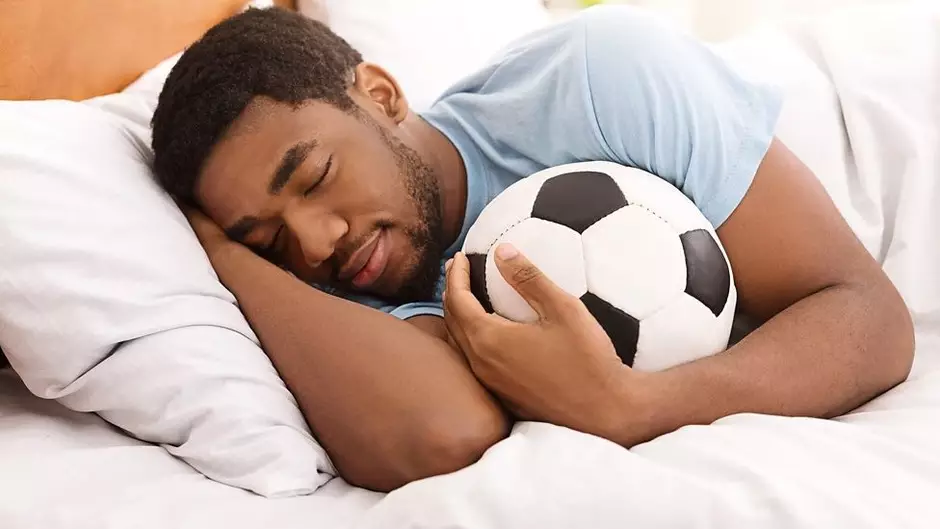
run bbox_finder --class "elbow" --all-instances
[885,297,915,387]
[342,402,511,493]
[394,404,511,489]
[867,278,915,390]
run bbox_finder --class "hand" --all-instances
[181,206,236,262]
[443,244,648,442]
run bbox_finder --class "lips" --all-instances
[338,229,390,290]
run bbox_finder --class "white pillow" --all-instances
[0,83,333,497]
[308,0,552,110]
[711,27,849,194]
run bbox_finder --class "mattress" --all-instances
[0,369,380,528]
[3,366,940,528]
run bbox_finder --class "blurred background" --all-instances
[315,0,927,110]
[544,0,918,41]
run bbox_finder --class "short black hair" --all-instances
[150,7,363,204]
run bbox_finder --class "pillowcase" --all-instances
[0,62,333,498]
[308,0,552,111]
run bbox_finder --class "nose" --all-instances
[283,204,348,269]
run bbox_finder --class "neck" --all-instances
[406,113,467,249]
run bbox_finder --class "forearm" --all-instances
[208,244,509,491]
[616,279,914,447]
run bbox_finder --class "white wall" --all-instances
[545,0,917,40]
[688,0,918,40]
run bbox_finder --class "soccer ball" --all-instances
[461,161,736,372]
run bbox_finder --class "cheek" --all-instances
[339,143,408,211]
[337,170,411,224]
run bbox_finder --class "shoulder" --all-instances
[577,5,706,79]
[422,10,613,174]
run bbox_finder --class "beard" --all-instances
[372,120,448,305]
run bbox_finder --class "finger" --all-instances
[441,259,453,304]
[442,301,469,355]
[442,315,469,363]
[444,327,460,351]
[444,252,489,330]
[443,254,488,355]
[181,206,215,231]
[443,253,486,349]
[493,243,571,320]
[180,204,208,223]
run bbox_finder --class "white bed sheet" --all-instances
[2,3,939,528]
[0,369,380,528]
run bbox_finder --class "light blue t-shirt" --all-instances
[377,5,782,320]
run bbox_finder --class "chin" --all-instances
[391,258,443,304]
[345,230,443,304]
[374,264,414,300]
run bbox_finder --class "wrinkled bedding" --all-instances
[2,3,939,528]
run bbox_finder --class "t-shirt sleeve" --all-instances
[581,6,782,227]
[386,301,444,320]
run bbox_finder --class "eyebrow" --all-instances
[223,139,319,245]
[224,215,261,245]
[269,140,318,195]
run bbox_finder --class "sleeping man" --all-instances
[149,6,914,492]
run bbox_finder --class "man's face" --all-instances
[196,95,446,304]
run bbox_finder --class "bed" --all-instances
[2,1,939,527]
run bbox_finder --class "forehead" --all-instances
[196,97,347,225]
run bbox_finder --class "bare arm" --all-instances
[437,139,914,451]
[616,139,915,444]
[194,219,509,492]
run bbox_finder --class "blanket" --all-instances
[1,4,937,529]
[352,4,940,528]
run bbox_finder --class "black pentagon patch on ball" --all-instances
[580,292,640,367]
[466,253,494,313]
[680,229,730,317]
[531,171,628,233]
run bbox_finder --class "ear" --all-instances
[351,62,409,125]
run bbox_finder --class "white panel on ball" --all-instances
[485,218,587,323]
[462,170,556,255]
[581,205,686,320]
[716,275,738,341]
[602,160,715,236]
[634,292,733,372]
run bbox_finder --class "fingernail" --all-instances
[496,243,519,260]
[445,258,453,272]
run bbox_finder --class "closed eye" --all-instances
[258,155,331,261]
[263,224,285,255]
[304,155,333,197]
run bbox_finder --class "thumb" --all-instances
[494,243,568,319]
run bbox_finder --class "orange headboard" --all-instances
[0,0,298,101]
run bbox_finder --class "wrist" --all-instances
[202,239,252,277]
[204,239,236,261]
[600,367,667,447]
[607,357,756,447]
